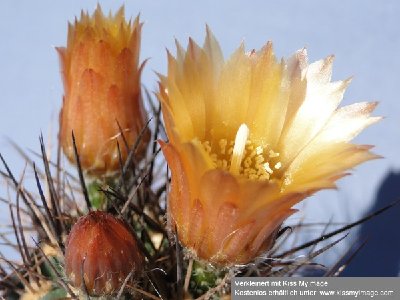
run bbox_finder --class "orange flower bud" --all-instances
[58,6,149,175]
[65,211,143,296]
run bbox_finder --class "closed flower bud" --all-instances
[58,5,149,175]
[65,211,143,296]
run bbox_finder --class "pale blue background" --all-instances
[0,0,399,273]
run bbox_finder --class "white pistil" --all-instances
[230,124,250,175]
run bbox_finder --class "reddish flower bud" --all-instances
[65,211,143,295]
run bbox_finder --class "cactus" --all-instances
[0,4,389,300]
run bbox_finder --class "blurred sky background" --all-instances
[0,0,399,274]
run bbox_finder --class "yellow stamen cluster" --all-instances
[200,124,282,181]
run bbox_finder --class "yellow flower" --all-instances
[158,28,380,265]
[58,5,149,175]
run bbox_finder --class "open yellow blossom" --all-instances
[58,5,149,175]
[158,28,380,265]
